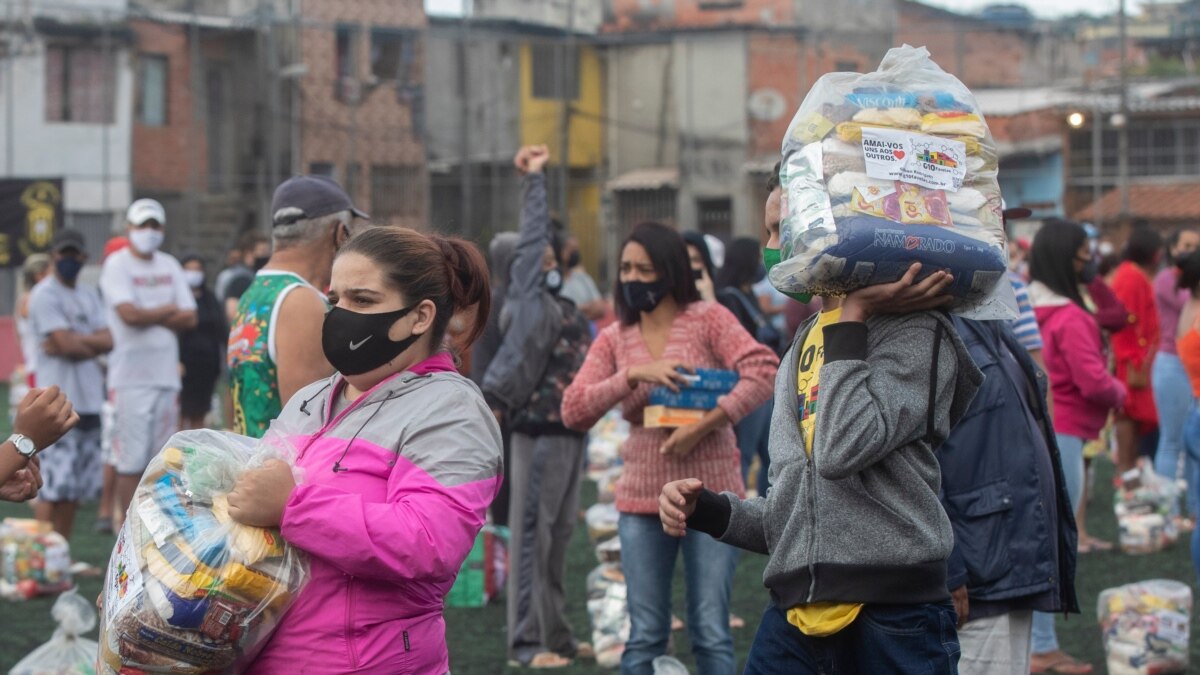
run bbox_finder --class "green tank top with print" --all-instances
[227,271,321,438]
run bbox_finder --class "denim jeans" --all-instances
[618,513,739,675]
[1180,405,1200,586]
[1155,354,1198,515]
[1032,434,1086,655]
[737,400,773,495]
[744,602,961,674]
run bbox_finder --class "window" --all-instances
[696,197,733,242]
[835,60,859,72]
[137,55,168,126]
[697,0,745,8]
[1069,118,1200,181]
[370,29,417,84]
[370,165,422,220]
[531,43,579,100]
[335,25,360,101]
[45,44,115,123]
[309,162,335,178]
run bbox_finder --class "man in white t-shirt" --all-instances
[28,229,112,538]
[100,199,197,528]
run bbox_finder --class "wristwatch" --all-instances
[7,434,37,459]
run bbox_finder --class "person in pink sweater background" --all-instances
[562,221,778,675]
[1027,219,1126,674]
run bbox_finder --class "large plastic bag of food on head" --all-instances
[1098,580,1191,675]
[8,588,98,675]
[97,429,308,674]
[775,45,1016,320]
[1,518,72,601]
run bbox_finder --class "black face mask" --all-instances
[622,279,670,314]
[321,303,422,376]
[544,268,563,295]
[566,251,581,269]
[1079,259,1100,284]
[253,255,270,272]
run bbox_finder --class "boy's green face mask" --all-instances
[762,247,812,303]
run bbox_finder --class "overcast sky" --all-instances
[425,0,1142,18]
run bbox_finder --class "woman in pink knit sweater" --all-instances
[563,222,778,675]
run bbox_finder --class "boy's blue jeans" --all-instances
[744,601,961,674]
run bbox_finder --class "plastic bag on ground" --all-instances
[1115,464,1183,554]
[98,429,309,674]
[1,518,73,601]
[775,45,1015,320]
[587,563,630,669]
[9,588,99,675]
[1098,580,1191,674]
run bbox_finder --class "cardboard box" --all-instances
[644,406,706,428]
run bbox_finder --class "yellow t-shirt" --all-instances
[787,308,864,636]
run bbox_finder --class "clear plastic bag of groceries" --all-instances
[775,45,1016,319]
[98,430,308,674]
[9,588,99,675]
[1098,579,1191,674]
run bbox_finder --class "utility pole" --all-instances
[557,0,577,223]
[5,1,14,177]
[188,0,201,251]
[1117,0,1130,221]
[101,12,111,217]
[458,14,472,238]
[266,3,280,203]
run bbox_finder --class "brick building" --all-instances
[296,0,427,229]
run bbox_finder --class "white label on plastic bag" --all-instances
[105,526,144,624]
[137,496,178,548]
[861,128,967,192]
[1157,610,1189,647]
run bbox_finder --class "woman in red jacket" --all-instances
[1110,227,1164,474]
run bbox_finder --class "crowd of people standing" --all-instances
[0,140,1197,673]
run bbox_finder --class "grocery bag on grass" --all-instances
[1,518,72,600]
[775,45,1015,319]
[9,588,99,675]
[1098,580,1191,675]
[98,429,308,674]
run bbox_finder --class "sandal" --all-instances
[506,652,573,669]
[1030,651,1094,674]
[1078,536,1114,553]
[574,643,595,660]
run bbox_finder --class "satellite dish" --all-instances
[748,88,787,122]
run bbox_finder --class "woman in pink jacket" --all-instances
[1027,219,1126,675]
[225,227,502,674]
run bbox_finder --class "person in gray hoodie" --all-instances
[484,145,593,669]
[661,217,983,672]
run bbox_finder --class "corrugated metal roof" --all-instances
[1075,182,1200,222]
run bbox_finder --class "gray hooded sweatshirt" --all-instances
[691,310,982,606]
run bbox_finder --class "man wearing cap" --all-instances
[101,198,198,527]
[227,175,368,438]
[28,229,112,538]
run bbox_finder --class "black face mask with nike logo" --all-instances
[321,303,422,376]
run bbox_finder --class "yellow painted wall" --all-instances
[519,43,603,169]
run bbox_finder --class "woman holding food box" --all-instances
[223,226,503,674]
[562,222,778,675]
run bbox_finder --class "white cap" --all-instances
[127,198,166,227]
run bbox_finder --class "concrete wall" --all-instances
[606,42,678,176]
[0,34,133,222]
[473,0,602,33]
[424,28,521,167]
[999,152,1064,218]
[674,33,750,237]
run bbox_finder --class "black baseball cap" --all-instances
[51,229,86,254]
[270,175,368,227]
